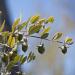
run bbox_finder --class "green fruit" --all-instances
[23,37,27,43]
[61,45,67,54]
[22,43,28,52]
[37,44,45,54]
[18,33,23,41]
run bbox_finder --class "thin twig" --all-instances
[30,35,63,44]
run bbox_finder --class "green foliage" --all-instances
[41,27,50,39]
[38,18,46,24]
[18,18,30,31]
[6,61,15,71]
[0,20,5,32]
[7,34,15,48]
[30,15,40,24]
[52,32,62,40]
[7,55,20,71]
[29,24,42,35]
[20,55,27,64]
[45,16,54,23]
[12,18,20,32]
[27,52,36,62]
[41,33,49,39]
[0,15,73,74]
[65,37,73,45]
[2,31,9,37]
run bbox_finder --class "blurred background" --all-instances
[0,0,75,75]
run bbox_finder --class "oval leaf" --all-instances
[30,15,40,24]
[41,33,49,39]
[29,24,42,35]
[7,34,15,48]
[7,34,13,46]
[10,37,15,48]
[47,16,54,23]
[65,37,73,45]
[52,32,62,40]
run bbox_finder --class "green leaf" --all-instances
[29,24,42,35]
[42,27,50,34]
[27,52,32,60]
[2,31,9,37]
[40,27,50,39]
[46,16,54,23]
[30,15,40,24]
[7,34,15,48]
[7,54,20,71]
[27,52,35,62]
[7,34,13,46]
[52,32,62,40]
[14,54,20,63]
[65,37,73,45]
[0,20,5,32]
[41,33,49,39]
[6,61,15,71]
[18,18,30,31]
[38,18,46,24]
[12,18,20,32]
[10,37,15,48]
[20,55,27,64]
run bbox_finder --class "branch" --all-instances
[30,35,63,44]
